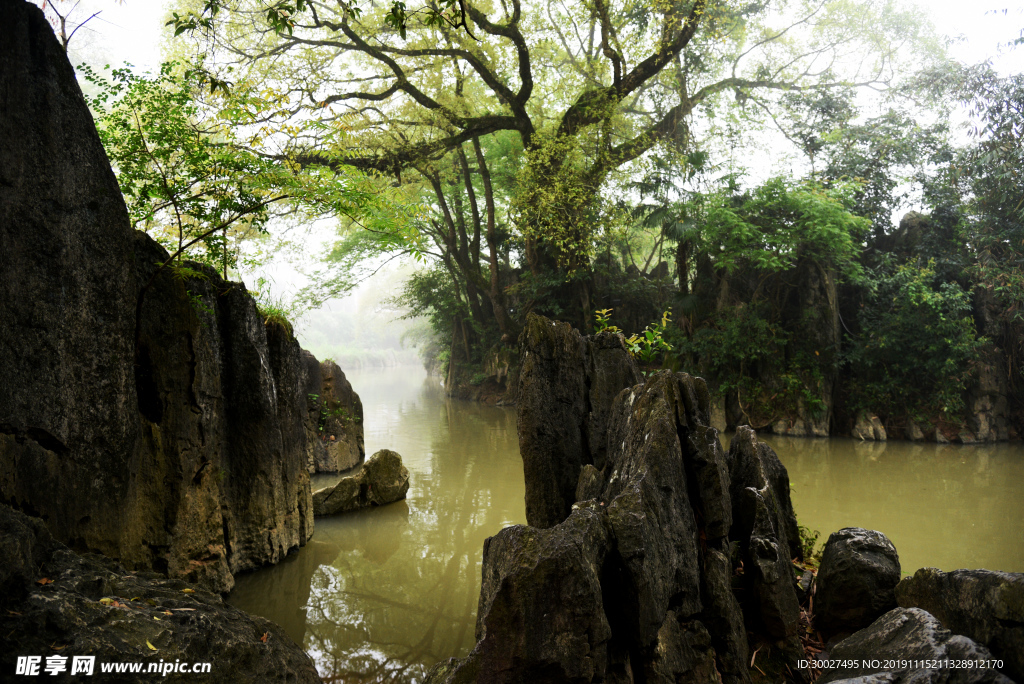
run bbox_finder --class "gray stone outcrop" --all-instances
[426,315,809,684]
[814,528,902,641]
[0,504,322,683]
[516,314,641,528]
[853,412,887,441]
[312,449,409,516]
[818,608,1011,684]
[1,0,137,567]
[0,0,315,594]
[896,568,1024,682]
[302,354,364,473]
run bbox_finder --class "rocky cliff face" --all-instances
[302,356,364,473]
[0,0,317,594]
[427,314,808,684]
[0,0,138,557]
[516,315,642,528]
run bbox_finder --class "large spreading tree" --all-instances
[169,0,940,346]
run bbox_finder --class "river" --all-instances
[228,366,1024,682]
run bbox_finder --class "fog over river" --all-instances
[229,366,1024,682]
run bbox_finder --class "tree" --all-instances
[82,60,405,328]
[668,177,871,425]
[169,0,940,331]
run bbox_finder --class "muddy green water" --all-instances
[228,366,1024,682]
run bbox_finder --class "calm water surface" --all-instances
[229,366,1024,682]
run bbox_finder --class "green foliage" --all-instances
[820,108,949,239]
[844,260,983,418]
[83,60,406,320]
[671,302,797,422]
[797,525,823,569]
[958,72,1024,326]
[593,309,621,334]
[167,0,474,41]
[252,276,296,334]
[308,393,358,438]
[626,310,673,371]
[82,62,280,274]
[700,178,870,283]
[511,131,606,272]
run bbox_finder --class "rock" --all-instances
[710,395,728,432]
[643,612,719,684]
[516,315,590,528]
[967,289,1012,442]
[935,430,950,444]
[575,463,604,502]
[516,314,640,528]
[794,259,839,435]
[130,232,315,592]
[828,673,1008,684]
[955,429,978,445]
[432,319,812,684]
[775,417,809,436]
[1,0,137,565]
[890,212,928,256]
[586,332,644,470]
[728,426,803,637]
[907,421,926,441]
[471,506,613,683]
[312,449,409,516]
[302,356,364,473]
[0,4,314,593]
[598,374,717,645]
[0,505,322,684]
[796,569,815,603]
[309,360,366,473]
[818,608,1011,684]
[853,413,887,440]
[895,567,1024,682]
[727,426,806,672]
[774,399,830,437]
[814,528,901,641]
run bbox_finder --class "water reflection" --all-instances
[229,368,1024,683]
[229,367,526,682]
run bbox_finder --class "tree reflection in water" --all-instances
[229,368,526,683]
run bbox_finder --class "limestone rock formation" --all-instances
[814,528,901,641]
[852,412,887,441]
[517,314,641,528]
[1,0,137,564]
[968,288,1012,442]
[426,315,809,684]
[896,568,1024,682]
[302,354,365,473]
[0,505,322,684]
[312,449,410,516]
[0,0,314,594]
[818,608,1011,684]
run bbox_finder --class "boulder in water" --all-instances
[312,449,410,516]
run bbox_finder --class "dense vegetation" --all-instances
[80,0,1022,436]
